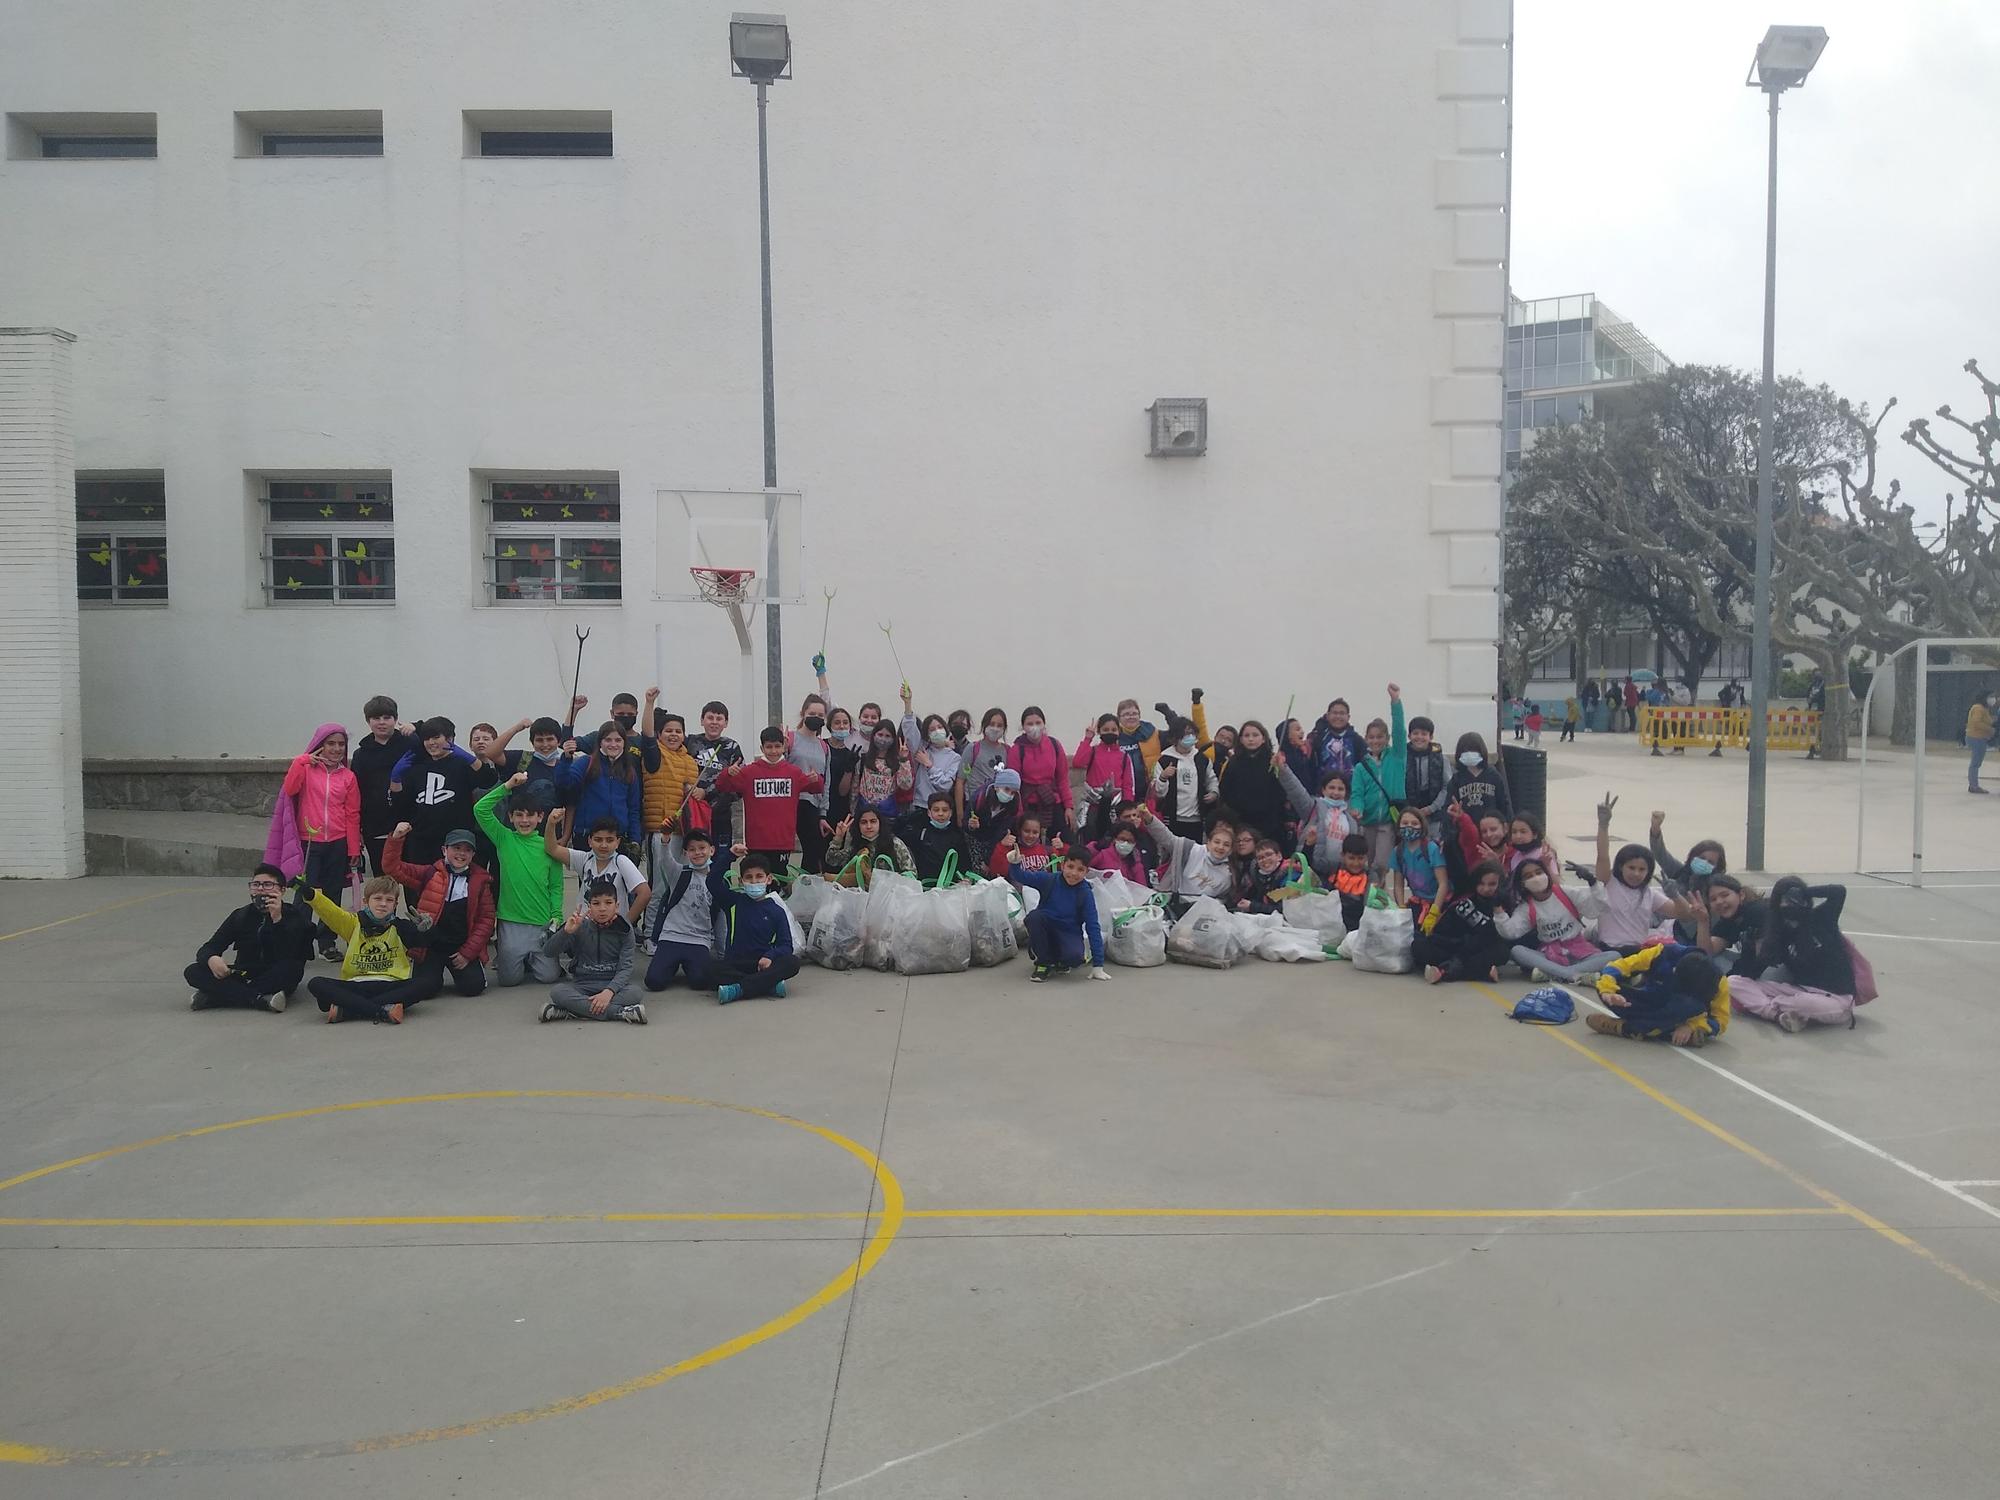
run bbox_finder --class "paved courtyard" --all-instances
[5,852,2000,1498]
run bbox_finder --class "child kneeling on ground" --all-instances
[1588,943,1728,1048]
[711,854,802,1004]
[1002,836,1109,983]
[540,879,646,1023]
[304,876,434,1024]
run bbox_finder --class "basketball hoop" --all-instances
[690,566,756,608]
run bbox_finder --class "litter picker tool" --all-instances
[569,625,592,721]
[878,619,910,694]
[818,586,838,655]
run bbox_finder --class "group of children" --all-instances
[186,664,1864,1037]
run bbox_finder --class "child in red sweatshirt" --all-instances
[987,815,1060,878]
[715,727,823,881]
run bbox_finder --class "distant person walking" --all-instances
[1805,670,1827,760]
[1969,693,1996,794]
[1560,694,1580,743]
[1621,677,1639,733]
[1579,678,1600,731]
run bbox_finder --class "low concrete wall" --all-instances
[84,759,288,817]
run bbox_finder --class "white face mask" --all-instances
[1178,736,1197,751]
[1459,752,1482,768]
[994,788,1015,803]
[1114,840,1135,857]
[984,725,1004,742]
[928,728,949,746]
[1024,726,1044,742]
[1524,876,1550,896]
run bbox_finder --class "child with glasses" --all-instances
[185,865,316,1013]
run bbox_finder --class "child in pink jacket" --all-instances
[272,723,364,960]
[1072,714,1137,844]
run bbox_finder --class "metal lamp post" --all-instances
[1743,23,1828,871]
[730,12,790,726]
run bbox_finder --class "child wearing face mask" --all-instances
[711,855,801,1004]
[1411,860,1512,985]
[960,708,1011,812]
[1149,713,1218,841]
[968,765,1022,866]
[1390,807,1447,918]
[1496,857,1616,984]
[787,692,835,878]
[823,707,859,828]
[1006,707,1072,841]
[900,685,964,813]
[1073,714,1138,844]
[1648,811,1727,942]
[1446,733,1510,820]
[1299,771,1361,882]
[907,792,971,884]
[1087,821,1150,885]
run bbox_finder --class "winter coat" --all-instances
[645,743,701,833]
[197,900,316,973]
[1005,864,1105,966]
[381,832,497,966]
[1006,734,1072,823]
[1348,701,1408,825]
[558,750,644,843]
[1071,738,1136,803]
[1309,719,1366,784]
[717,889,794,959]
[350,729,416,839]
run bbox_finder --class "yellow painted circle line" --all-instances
[0,1090,904,1469]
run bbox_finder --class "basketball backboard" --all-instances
[654,488,804,605]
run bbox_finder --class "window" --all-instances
[76,475,167,603]
[484,479,621,603]
[261,478,394,603]
[7,112,158,159]
[235,110,384,158]
[464,110,613,158]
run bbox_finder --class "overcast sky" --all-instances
[1511,0,1999,518]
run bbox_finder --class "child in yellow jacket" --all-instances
[303,876,433,1025]
[1586,943,1729,1048]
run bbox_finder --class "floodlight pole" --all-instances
[755,79,782,728]
[1745,84,1781,871]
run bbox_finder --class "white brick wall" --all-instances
[0,329,85,877]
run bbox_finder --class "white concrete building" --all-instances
[3,0,1511,773]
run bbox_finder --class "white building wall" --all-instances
[0,329,86,875]
[1,0,1508,758]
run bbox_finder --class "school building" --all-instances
[1,1,1514,876]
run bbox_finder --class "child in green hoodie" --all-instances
[474,773,568,985]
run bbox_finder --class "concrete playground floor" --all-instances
[6,875,2000,1499]
[1540,728,2000,878]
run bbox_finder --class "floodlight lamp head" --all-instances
[1746,24,1828,92]
[730,13,792,82]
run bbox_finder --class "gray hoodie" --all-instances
[540,914,636,988]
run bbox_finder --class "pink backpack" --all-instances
[1845,938,1878,1005]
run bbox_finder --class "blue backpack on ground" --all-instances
[1511,987,1575,1025]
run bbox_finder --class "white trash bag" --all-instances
[892,885,974,976]
[1283,890,1347,947]
[804,882,868,970]
[1106,905,1167,967]
[1253,924,1330,963]
[1226,910,1284,952]
[1166,896,1242,969]
[861,870,924,972]
[1007,882,1039,946]
[787,874,833,930]
[1347,904,1415,974]
[965,878,1018,967]
[772,893,808,953]
[1087,869,1156,932]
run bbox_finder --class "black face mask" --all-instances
[613,714,637,733]
[949,723,970,740]
[1100,732,1118,744]
[803,716,825,733]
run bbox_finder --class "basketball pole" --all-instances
[756,78,783,730]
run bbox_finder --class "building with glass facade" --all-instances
[1507,292,1755,692]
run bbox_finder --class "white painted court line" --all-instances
[1567,990,2000,1226]
[1845,930,2000,947]
[1944,1180,2000,1189]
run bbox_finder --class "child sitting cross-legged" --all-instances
[712,854,803,1005]
[539,878,646,1023]
[1236,838,1297,915]
[303,875,434,1024]
[1587,944,1728,1048]
[1002,836,1109,984]
[1495,856,1617,984]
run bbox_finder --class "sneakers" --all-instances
[1671,1027,1708,1048]
[1585,1012,1624,1037]
[540,1002,563,1023]
[1422,965,1442,984]
[1971,785,1990,795]
[317,943,341,964]
[716,983,744,1005]
[771,980,787,999]
[1029,964,1050,984]
[190,990,216,1011]
[1776,1011,1809,1034]
[622,1003,649,1025]
[259,991,287,1014]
